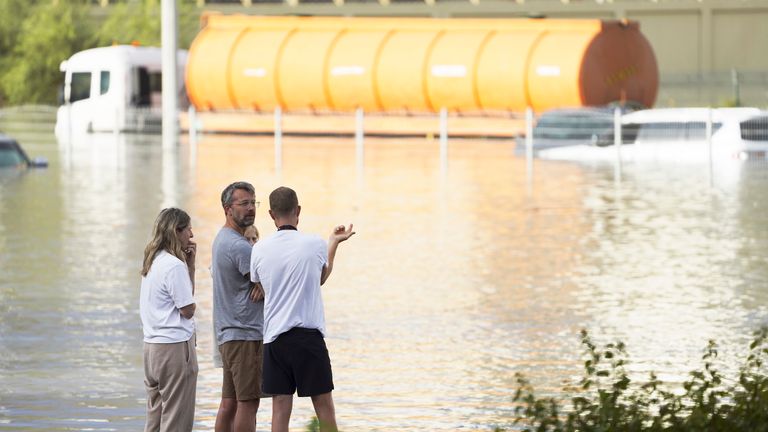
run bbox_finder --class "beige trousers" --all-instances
[143,335,198,432]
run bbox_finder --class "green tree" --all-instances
[0,0,201,106]
[0,0,33,105]
[0,0,31,54]
[0,0,93,105]
[94,0,200,49]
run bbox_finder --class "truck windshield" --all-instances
[70,72,91,103]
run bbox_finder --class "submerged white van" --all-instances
[537,107,768,163]
[55,45,188,138]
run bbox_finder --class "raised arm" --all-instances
[177,241,197,319]
[321,224,355,286]
[185,239,197,295]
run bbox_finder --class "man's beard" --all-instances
[235,214,255,228]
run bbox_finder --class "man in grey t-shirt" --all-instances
[212,181,264,432]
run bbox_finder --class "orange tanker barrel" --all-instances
[375,30,439,112]
[579,21,658,108]
[185,16,659,113]
[527,29,598,112]
[425,30,491,112]
[186,23,244,110]
[277,29,342,111]
[228,28,294,111]
[475,31,540,111]
[326,30,391,112]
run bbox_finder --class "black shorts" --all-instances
[263,327,334,397]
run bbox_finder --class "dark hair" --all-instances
[269,186,298,218]
[221,181,255,208]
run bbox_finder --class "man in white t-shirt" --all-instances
[249,186,354,432]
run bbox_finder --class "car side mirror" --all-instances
[29,157,49,168]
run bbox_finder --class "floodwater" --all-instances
[1,124,768,431]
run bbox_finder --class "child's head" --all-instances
[244,225,259,246]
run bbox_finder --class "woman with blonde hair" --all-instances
[139,207,198,432]
[244,224,260,246]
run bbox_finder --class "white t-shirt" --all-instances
[250,230,328,344]
[140,250,196,343]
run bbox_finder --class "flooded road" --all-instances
[1,127,767,431]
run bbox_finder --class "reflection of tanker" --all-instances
[186,15,658,114]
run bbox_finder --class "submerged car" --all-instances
[536,107,768,163]
[0,134,48,169]
[515,105,641,155]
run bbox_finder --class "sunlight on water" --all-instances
[1,129,767,431]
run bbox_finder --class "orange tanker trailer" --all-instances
[184,15,658,135]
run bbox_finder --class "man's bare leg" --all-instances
[271,395,293,432]
[215,397,237,432]
[310,392,337,432]
[234,399,259,432]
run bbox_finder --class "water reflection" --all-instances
[0,130,767,431]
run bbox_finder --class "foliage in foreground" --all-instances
[507,328,768,432]
[0,0,199,106]
[306,416,339,432]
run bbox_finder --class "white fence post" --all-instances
[274,107,283,174]
[614,106,622,184]
[525,107,534,187]
[355,107,364,173]
[439,108,449,173]
[706,107,713,187]
[188,105,197,166]
[161,144,179,208]
[161,0,179,150]
[188,105,197,136]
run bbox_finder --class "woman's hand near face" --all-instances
[185,240,197,265]
[185,240,197,294]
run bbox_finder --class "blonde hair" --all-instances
[141,208,191,276]
[244,225,260,245]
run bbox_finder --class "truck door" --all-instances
[131,67,151,107]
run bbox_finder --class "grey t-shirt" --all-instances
[212,227,264,344]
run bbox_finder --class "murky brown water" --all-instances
[1,127,768,431]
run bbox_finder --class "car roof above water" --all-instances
[0,133,19,145]
[622,107,765,124]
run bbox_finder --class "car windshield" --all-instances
[0,146,26,168]
[533,113,613,140]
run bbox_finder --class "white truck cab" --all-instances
[55,45,188,138]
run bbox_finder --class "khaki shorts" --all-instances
[219,340,263,401]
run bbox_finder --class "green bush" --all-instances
[0,0,92,105]
[0,0,200,106]
[507,328,768,432]
[93,0,199,50]
[306,416,338,432]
